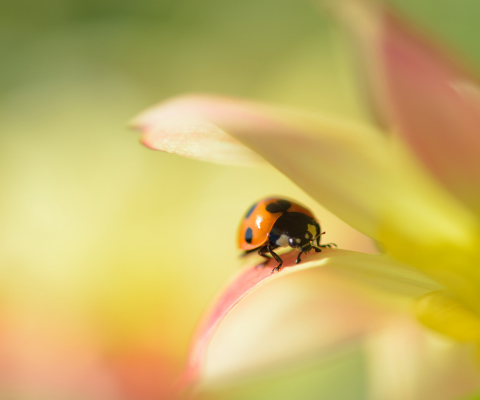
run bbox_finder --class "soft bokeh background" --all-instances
[2,0,480,399]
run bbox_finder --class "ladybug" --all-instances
[238,197,336,272]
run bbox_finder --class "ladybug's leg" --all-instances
[313,242,337,252]
[314,223,337,250]
[268,244,284,273]
[296,251,303,264]
[311,224,322,253]
[312,224,324,253]
[256,245,271,269]
[314,223,324,248]
[320,243,337,249]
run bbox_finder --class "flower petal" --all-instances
[176,249,440,392]
[414,291,480,342]
[134,95,480,310]
[366,316,480,400]
[133,95,388,237]
[131,96,265,166]
[133,95,477,249]
[335,0,480,214]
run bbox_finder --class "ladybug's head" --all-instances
[288,231,314,251]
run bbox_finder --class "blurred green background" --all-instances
[1,0,480,399]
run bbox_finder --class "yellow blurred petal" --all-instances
[366,316,480,400]
[325,249,442,297]
[381,218,480,317]
[415,291,480,342]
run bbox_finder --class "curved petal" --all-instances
[334,0,480,215]
[131,96,265,166]
[133,95,477,246]
[175,249,440,392]
[133,95,480,312]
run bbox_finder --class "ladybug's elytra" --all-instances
[238,197,336,272]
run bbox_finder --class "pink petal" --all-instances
[175,249,439,392]
[133,94,390,237]
[339,2,480,213]
[134,94,471,243]
[131,95,265,166]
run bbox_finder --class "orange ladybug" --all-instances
[238,197,336,272]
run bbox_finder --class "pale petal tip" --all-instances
[129,94,273,165]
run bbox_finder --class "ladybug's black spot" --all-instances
[245,203,256,219]
[277,199,291,210]
[245,227,253,244]
[266,200,291,214]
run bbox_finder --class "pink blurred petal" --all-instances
[176,249,439,392]
[0,312,179,400]
[339,2,480,213]
[0,315,119,400]
[107,351,180,400]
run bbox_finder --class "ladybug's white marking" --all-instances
[308,224,317,237]
[275,234,290,247]
[255,215,263,229]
